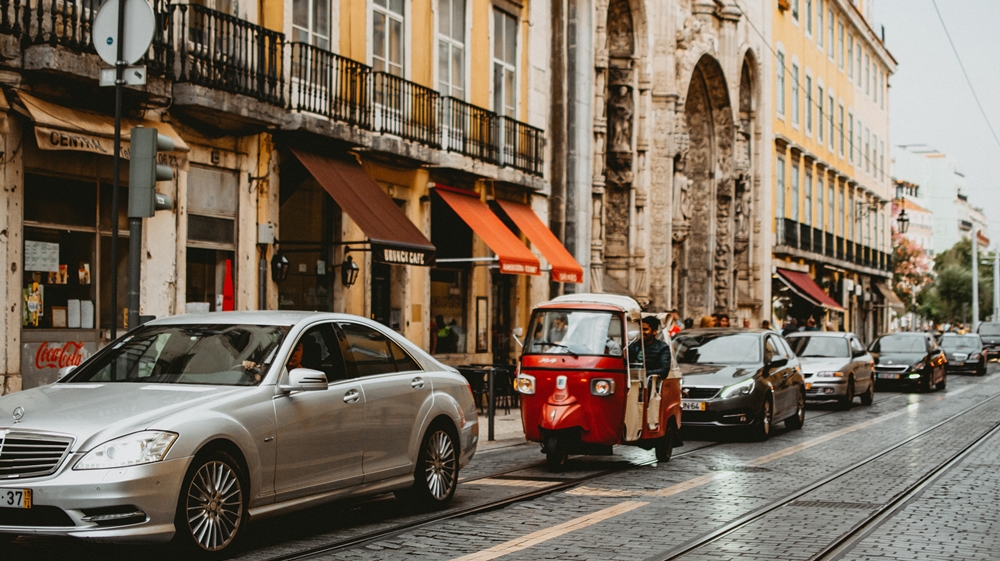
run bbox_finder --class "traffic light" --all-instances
[128,127,174,218]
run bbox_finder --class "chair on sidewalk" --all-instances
[457,366,487,413]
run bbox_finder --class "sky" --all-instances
[872,0,1000,237]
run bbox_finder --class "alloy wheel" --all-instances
[185,459,244,552]
[423,430,457,501]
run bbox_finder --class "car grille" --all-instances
[875,365,909,374]
[0,431,74,480]
[682,387,720,399]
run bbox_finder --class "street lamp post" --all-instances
[972,224,979,332]
[994,248,999,322]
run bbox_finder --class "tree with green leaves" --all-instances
[916,237,995,324]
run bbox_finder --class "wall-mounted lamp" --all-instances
[855,199,887,222]
[270,251,290,283]
[341,255,360,287]
[896,208,910,234]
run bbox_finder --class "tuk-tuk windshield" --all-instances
[525,310,624,357]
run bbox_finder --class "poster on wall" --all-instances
[21,340,96,389]
[24,241,59,272]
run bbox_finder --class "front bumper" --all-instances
[0,455,191,542]
[874,369,923,389]
[944,360,982,373]
[459,418,478,470]
[680,392,761,429]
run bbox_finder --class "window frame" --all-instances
[372,0,405,77]
[776,50,786,118]
[291,0,332,50]
[437,0,467,99]
[791,63,800,127]
[492,7,518,118]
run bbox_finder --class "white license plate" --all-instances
[681,400,706,411]
[877,373,900,380]
[0,489,31,509]
[952,362,965,367]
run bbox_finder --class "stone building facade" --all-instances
[554,0,772,323]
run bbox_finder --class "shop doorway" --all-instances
[371,260,391,326]
[491,271,513,365]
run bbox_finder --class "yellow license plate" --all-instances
[681,400,706,411]
[0,489,31,509]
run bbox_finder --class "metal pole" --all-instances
[258,250,267,310]
[993,248,999,322]
[487,368,495,442]
[110,0,128,340]
[127,218,141,330]
[972,224,979,332]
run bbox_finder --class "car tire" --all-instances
[174,449,248,556]
[404,425,460,508]
[860,377,875,406]
[977,362,987,376]
[750,396,773,442]
[655,422,676,463]
[785,390,805,430]
[838,378,855,410]
[545,435,569,472]
[936,371,947,391]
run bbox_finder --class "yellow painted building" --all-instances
[771,0,896,340]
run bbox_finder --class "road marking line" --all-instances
[450,501,648,561]
[470,478,557,488]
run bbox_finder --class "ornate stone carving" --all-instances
[673,158,692,223]
[608,85,634,153]
[734,173,751,254]
[607,0,634,57]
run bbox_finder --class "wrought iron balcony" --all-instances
[163,3,284,105]
[501,116,544,175]
[825,232,834,258]
[442,96,499,164]
[836,237,845,261]
[799,223,812,253]
[288,42,370,127]
[372,71,440,148]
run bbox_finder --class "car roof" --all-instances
[676,328,769,336]
[146,311,368,327]
[544,293,642,319]
[941,333,979,337]
[785,331,853,338]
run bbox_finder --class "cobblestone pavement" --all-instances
[4,367,1000,561]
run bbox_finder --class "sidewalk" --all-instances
[476,407,527,451]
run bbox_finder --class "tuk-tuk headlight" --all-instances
[516,374,536,395]
[720,378,755,399]
[591,379,616,396]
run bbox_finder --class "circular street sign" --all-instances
[93,0,156,67]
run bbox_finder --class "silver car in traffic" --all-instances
[0,312,478,553]
[786,331,875,409]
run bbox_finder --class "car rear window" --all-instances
[789,336,850,358]
[978,323,1000,336]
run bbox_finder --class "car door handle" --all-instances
[411,377,425,389]
[343,389,360,403]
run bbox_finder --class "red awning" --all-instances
[434,187,540,275]
[494,200,583,283]
[291,149,435,266]
[775,268,845,311]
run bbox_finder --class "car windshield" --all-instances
[66,324,289,386]
[940,336,981,351]
[672,332,761,365]
[871,335,925,353]
[524,310,624,356]
[789,336,850,358]
[979,323,1000,336]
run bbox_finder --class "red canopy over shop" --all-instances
[775,268,845,311]
[493,200,583,283]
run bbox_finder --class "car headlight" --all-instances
[515,374,536,395]
[909,361,925,372]
[74,431,178,470]
[591,378,616,396]
[969,353,982,360]
[720,378,755,399]
[817,371,844,378]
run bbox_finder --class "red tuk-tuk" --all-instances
[514,294,682,470]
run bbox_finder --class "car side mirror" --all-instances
[57,365,77,381]
[852,349,866,358]
[512,327,524,348]
[279,368,328,393]
[769,357,789,368]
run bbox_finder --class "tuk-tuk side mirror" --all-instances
[627,330,640,344]
[512,327,524,348]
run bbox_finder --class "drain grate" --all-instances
[789,500,883,510]
[708,465,773,473]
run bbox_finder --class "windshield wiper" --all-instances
[544,342,579,358]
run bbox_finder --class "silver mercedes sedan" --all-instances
[0,312,478,554]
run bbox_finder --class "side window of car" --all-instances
[850,338,865,355]
[927,337,938,352]
[389,338,422,372]
[764,337,780,363]
[292,324,347,383]
[338,322,396,377]
[778,337,794,359]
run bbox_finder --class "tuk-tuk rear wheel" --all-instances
[655,423,676,463]
[545,436,568,472]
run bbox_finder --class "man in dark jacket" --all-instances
[629,316,671,379]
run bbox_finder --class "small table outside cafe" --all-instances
[457,364,516,441]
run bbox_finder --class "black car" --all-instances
[939,333,987,376]
[672,329,805,441]
[869,332,947,392]
[976,322,1000,359]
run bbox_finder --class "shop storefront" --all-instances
[772,267,845,331]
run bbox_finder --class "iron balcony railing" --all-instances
[501,116,544,175]
[163,3,284,105]
[846,241,855,263]
[799,223,812,253]
[372,71,440,148]
[825,232,834,258]
[442,96,499,164]
[813,228,824,256]
[836,237,845,261]
[288,42,370,127]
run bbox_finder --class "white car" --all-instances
[786,331,875,408]
[0,312,478,553]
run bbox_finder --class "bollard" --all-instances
[487,368,495,441]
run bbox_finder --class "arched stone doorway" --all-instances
[672,55,735,319]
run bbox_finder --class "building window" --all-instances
[792,0,799,22]
[791,64,799,126]
[872,132,878,176]
[438,0,466,99]
[839,188,845,237]
[493,8,517,117]
[873,62,879,105]
[880,72,884,109]
[856,43,862,88]
[864,127,870,173]
[805,75,812,135]
[805,0,812,35]
[838,104,845,156]
[804,170,813,226]
[838,22,844,69]
[791,162,800,222]
[864,53,870,96]
[373,0,404,77]
[817,85,824,140]
[817,0,824,47]
[847,34,853,79]
[880,140,885,181]
[817,174,825,231]
[856,118,862,166]
[777,156,786,219]
[848,110,853,163]
[186,166,238,314]
[776,51,785,116]
[828,180,835,233]
[828,94,835,148]
[292,0,331,49]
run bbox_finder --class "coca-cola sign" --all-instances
[34,342,87,370]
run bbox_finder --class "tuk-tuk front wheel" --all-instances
[545,436,568,472]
